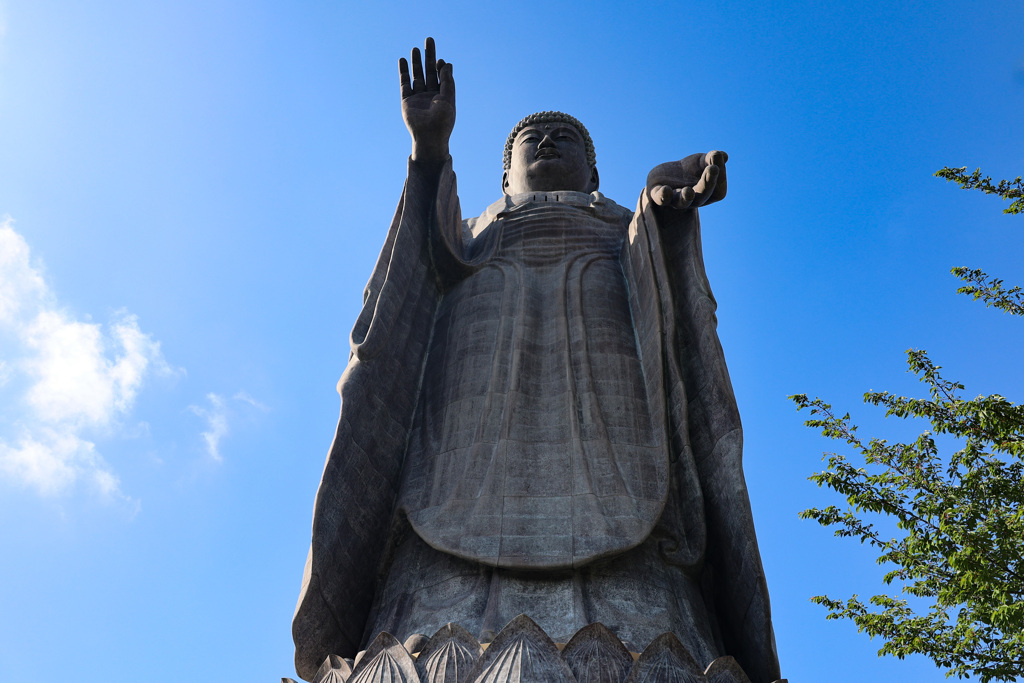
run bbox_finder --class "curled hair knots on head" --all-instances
[503,111,596,170]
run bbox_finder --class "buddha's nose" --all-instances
[538,135,555,148]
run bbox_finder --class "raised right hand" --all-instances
[399,37,455,164]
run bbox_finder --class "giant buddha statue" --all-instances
[292,38,781,683]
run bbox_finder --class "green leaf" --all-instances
[792,169,1023,680]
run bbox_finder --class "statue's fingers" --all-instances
[703,151,728,203]
[411,46,425,92]
[646,154,707,190]
[692,165,719,205]
[710,164,727,203]
[424,37,438,90]
[650,184,696,209]
[650,184,674,206]
[398,58,413,98]
[705,150,728,167]
[438,60,455,100]
[673,186,696,209]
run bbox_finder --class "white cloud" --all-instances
[0,218,47,323]
[188,390,268,462]
[0,428,118,498]
[21,309,172,426]
[189,393,229,462]
[232,390,269,412]
[0,217,171,500]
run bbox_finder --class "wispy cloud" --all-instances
[188,391,267,462]
[232,390,269,412]
[0,429,109,497]
[189,393,229,462]
[0,217,172,500]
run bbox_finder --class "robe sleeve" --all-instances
[632,193,781,683]
[292,158,458,680]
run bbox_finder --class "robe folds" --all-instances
[292,158,780,683]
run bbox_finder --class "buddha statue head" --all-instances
[501,111,600,196]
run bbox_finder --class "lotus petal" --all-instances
[466,615,576,683]
[314,654,354,683]
[703,657,751,683]
[561,623,634,683]
[350,632,420,683]
[624,633,704,683]
[415,623,483,683]
[405,634,430,655]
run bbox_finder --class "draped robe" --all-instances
[292,158,780,683]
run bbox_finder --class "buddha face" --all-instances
[502,122,599,195]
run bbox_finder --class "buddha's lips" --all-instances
[535,150,560,159]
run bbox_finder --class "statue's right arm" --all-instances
[399,37,455,178]
[396,37,473,288]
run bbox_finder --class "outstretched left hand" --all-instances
[646,151,728,210]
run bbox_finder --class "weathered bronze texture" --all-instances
[286,617,785,683]
[293,37,780,683]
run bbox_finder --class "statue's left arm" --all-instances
[640,152,782,683]
[646,150,727,215]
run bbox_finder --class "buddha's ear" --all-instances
[588,166,600,193]
[502,170,510,195]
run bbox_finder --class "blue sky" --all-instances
[1,1,1022,681]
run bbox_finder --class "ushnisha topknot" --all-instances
[503,111,596,170]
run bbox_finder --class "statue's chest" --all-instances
[488,203,626,267]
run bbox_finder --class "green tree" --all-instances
[791,169,1024,682]
[934,167,1023,215]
